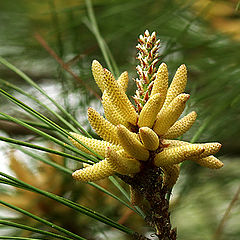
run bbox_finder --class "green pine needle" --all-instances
[0,172,135,235]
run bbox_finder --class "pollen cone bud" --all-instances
[195,143,222,159]
[162,64,187,110]
[103,68,138,125]
[102,92,130,127]
[92,60,105,93]
[106,148,141,174]
[193,155,223,169]
[153,93,190,136]
[150,63,168,100]
[69,132,122,157]
[138,93,164,128]
[117,124,149,161]
[154,144,204,167]
[164,111,197,139]
[117,71,129,92]
[139,127,159,151]
[87,107,119,144]
[101,71,130,126]
[72,159,114,182]
[162,139,189,148]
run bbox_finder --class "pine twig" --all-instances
[117,161,177,240]
[34,32,101,100]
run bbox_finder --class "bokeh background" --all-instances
[0,0,239,239]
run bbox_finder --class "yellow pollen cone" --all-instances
[69,132,122,157]
[117,71,129,92]
[163,111,197,139]
[193,155,224,169]
[103,68,138,125]
[101,71,130,126]
[150,63,168,100]
[162,164,180,188]
[102,92,130,127]
[162,141,222,167]
[163,141,221,158]
[92,60,105,93]
[72,159,114,182]
[154,144,204,167]
[106,147,141,174]
[117,124,149,161]
[117,149,132,158]
[139,127,159,151]
[138,93,164,128]
[153,93,190,136]
[87,107,119,145]
[162,139,189,148]
[161,64,187,110]
[189,142,222,159]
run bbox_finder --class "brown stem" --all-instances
[117,160,177,240]
[34,32,101,100]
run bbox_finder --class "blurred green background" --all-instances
[0,0,239,239]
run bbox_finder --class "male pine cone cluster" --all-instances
[69,59,223,189]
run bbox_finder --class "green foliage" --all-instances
[0,0,239,239]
